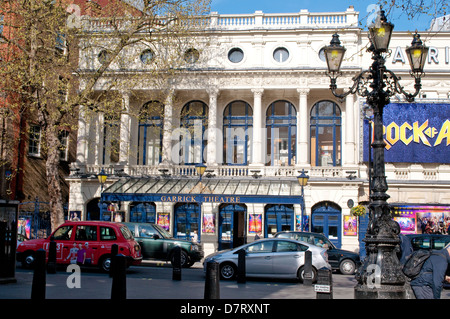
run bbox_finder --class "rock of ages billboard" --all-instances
[363,103,450,163]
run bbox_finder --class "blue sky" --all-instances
[210,0,434,31]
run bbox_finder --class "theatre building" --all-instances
[67,7,450,255]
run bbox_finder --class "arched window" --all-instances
[266,100,297,166]
[310,100,341,167]
[223,101,253,165]
[138,101,164,165]
[180,100,208,164]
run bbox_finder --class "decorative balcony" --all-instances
[81,7,359,33]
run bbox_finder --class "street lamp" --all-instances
[297,169,309,231]
[324,10,428,299]
[97,169,108,221]
[195,163,207,181]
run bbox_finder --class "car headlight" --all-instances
[191,245,198,251]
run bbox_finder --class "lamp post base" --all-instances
[354,283,406,299]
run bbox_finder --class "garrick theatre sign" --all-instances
[101,179,304,205]
[392,46,450,65]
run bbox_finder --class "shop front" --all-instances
[101,177,305,250]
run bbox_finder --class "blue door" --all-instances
[311,202,341,248]
[129,203,156,223]
[219,204,247,250]
[265,205,294,237]
[174,203,200,241]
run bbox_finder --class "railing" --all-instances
[71,163,448,182]
[81,7,359,33]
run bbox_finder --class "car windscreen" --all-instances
[153,223,173,239]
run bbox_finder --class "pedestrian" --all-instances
[398,233,413,265]
[410,244,450,299]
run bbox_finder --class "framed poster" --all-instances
[157,213,170,231]
[202,213,215,234]
[344,216,357,236]
[248,214,262,234]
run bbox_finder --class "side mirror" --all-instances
[153,234,160,240]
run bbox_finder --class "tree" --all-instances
[0,0,211,230]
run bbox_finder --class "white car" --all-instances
[203,238,330,282]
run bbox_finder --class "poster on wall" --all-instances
[295,214,309,231]
[392,205,450,234]
[18,218,31,239]
[249,214,262,234]
[202,213,215,233]
[363,103,450,164]
[344,216,358,236]
[157,213,170,231]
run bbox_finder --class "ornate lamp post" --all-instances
[324,10,428,299]
[297,169,309,231]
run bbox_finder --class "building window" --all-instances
[180,100,208,165]
[310,100,341,167]
[138,101,163,165]
[184,48,200,63]
[223,101,253,165]
[266,100,297,166]
[58,130,69,161]
[318,47,327,62]
[98,50,110,64]
[228,48,244,63]
[273,47,289,63]
[28,125,41,156]
[140,49,155,65]
[103,113,120,165]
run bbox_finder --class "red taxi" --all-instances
[16,221,142,272]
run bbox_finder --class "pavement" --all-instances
[1,261,449,316]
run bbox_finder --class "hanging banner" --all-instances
[363,103,450,163]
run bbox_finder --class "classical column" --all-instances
[344,93,356,165]
[95,112,104,166]
[297,88,310,165]
[207,88,219,165]
[161,90,174,164]
[119,91,131,164]
[251,88,264,166]
[76,104,88,164]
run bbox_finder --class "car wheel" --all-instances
[339,259,356,275]
[99,255,112,272]
[22,252,35,268]
[220,262,237,280]
[170,250,189,268]
[298,266,317,283]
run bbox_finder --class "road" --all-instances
[0,261,360,300]
[1,260,450,316]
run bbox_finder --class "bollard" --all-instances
[172,246,182,281]
[47,240,57,274]
[303,250,313,286]
[315,267,333,299]
[237,249,246,284]
[204,260,220,299]
[109,244,118,277]
[31,249,46,300]
[111,254,127,300]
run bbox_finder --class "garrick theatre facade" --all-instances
[68,7,450,255]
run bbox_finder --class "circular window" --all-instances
[98,50,110,64]
[318,48,326,62]
[140,49,155,65]
[273,47,289,63]
[184,48,200,63]
[228,48,244,63]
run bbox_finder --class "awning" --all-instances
[101,177,304,205]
